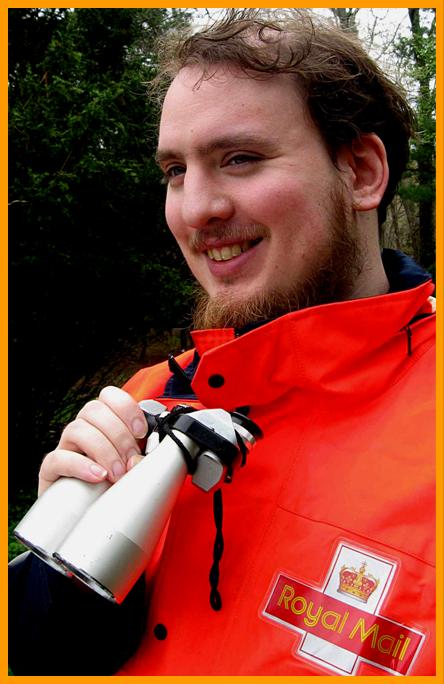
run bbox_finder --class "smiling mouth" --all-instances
[206,239,262,262]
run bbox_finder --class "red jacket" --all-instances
[119,279,435,676]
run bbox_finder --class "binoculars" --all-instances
[14,400,262,604]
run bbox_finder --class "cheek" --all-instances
[164,194,176,231]
[164,196,186,245]
[254,174,307,215]
[262,187,334,264]
[272,173,333,222]
[254,183,308,238]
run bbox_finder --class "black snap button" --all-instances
[153,623,168,640]
[208,374,225,388]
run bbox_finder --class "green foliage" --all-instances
[9,8,192,496]
[395,9,435,268]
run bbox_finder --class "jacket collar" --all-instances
[190,279,435,410]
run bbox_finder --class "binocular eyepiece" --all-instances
[13,401,262,604]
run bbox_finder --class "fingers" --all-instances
[38,449,108,496]
[59,417,129,482]
[40,386,148,493]
[75,399,143,470]
[97,386,148,439]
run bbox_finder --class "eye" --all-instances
[161,164,186,185]
[225,154,261,167]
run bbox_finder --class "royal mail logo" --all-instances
[338,561,379,603]
[262,543,425,676]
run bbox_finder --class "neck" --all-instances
[349,257,390,300]
[350,212,389,300]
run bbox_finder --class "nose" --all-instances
[180,170,234,229]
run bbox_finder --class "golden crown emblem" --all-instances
[338,561,379,603]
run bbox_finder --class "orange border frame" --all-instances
[2,3,442,684]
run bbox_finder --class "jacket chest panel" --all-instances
[122,505,434,675]
[120,380,434,675]
[119,310,435,676]
[274,352,435,564]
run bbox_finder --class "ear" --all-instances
[336,134,389,212]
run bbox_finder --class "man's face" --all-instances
[157,66,361,328]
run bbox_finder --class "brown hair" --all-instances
[153,9,415,226]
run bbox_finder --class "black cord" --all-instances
[168,353,194,394]
[209,488,224,611]
[154,406,197,473]
[149,405,253,614]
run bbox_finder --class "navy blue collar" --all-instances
[382,248,432,292]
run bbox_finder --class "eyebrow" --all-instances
[155,133,279,165]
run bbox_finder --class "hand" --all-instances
[38,386,148,496]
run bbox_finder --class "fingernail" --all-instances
[112,460,125,480]
[132,417,147,439]
[89,463,107,479]
[128,454,143,470]
[127,447,140,461]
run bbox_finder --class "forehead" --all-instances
[157,66,309,152]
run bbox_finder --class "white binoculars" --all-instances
[14,400,262,604]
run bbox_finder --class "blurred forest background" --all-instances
[8,7,436,553]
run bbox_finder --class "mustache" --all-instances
[189,223,270,251]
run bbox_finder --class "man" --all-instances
[9,10,435,676]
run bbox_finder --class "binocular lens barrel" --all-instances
[15,431,197,603]
[13,406,262,604]
[13,477,111,576]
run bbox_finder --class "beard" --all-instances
[192,186,365,330]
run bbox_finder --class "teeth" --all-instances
[207,242,249,261]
